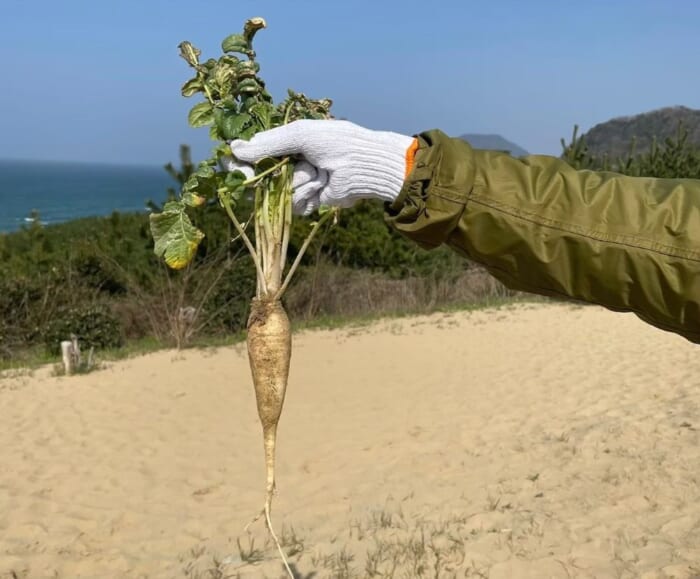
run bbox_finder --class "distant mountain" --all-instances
[582,106,700,158]
[459,134,529,157]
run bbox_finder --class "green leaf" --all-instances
[213,142,232,159]
[209,124,223,141]
[188,102,214,128]
[184,170,218,199]
[255,157,278,173]
[230,184,246,202]
[237,125,257,141]
[165,199,190,212]
[150,204,204,270]
[224,171,247,190]
[178,41,201,67]
[237,78,261,95]
[181,77,202,97]
[216,111,252,140]
[204,78,219,98]
[202,58,217,71]
[221,33,249,54]
[236,60,259,78]
[249,103,272,130]
[183,175,199,192]
[194,163,215,179]
[221,98,238,112]
[219,55,240,67]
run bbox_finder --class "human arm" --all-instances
[387,130,700,343]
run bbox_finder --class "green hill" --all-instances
[582,106,700,158]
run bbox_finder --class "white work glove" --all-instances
[229,120,415,215]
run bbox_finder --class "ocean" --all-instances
[0,159,174,233]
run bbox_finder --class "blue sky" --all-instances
[2,0,699,165]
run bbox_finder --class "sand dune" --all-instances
[1,302,699,578]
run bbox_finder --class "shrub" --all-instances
[43,305,123,355]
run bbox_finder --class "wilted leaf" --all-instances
[243,17,267,43]
[214,62,236,89]
[178,41,201,67]
[188,102,214,128]
[150,204,204,269]
[181,78,202,97]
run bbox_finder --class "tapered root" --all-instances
[243,421,293,578]
[242,424,278,532]
[264,491,293,577]
[244,299,294,577]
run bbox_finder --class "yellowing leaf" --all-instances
[182,192,206,207]
[149,204,204,270]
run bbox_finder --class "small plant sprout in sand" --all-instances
[149,17,336,576]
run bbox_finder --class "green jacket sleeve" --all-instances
[385,130,700,344]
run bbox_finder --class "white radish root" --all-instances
[245,297,293,576]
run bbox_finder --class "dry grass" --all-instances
[285,265,523,322]
[177,502,545,578]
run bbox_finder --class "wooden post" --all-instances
[70,334,81,369]
[60,335,82,375]
[60,341,74,375]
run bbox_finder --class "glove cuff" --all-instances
[344,131,417,205]
[405,138,419,180]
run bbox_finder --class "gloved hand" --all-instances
[229,120,417,215]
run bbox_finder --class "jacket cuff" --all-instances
[384,130,475,250]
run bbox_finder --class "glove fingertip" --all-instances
[219,155,255,178]
[229,140,259,163]
[292,162,317,188]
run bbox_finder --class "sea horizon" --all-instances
[0,158,174,233]
[0,156,167,170]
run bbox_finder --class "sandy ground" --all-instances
[1,302,700,579]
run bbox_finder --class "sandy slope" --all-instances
[1,303,699,579]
